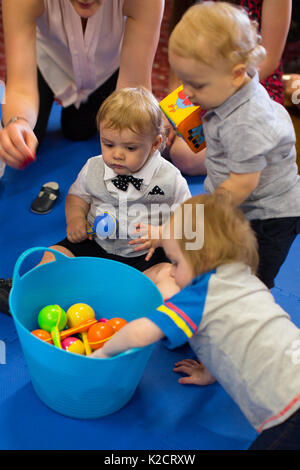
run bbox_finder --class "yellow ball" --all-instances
[62,337,85,355]
[67,303,95,328]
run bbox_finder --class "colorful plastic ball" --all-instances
[107,317,128,332]
[61,337,85,355]
[94,212,118,239]
[87,322,115,350]
[67,303,95,328]
[38,305,67,332]
[31,329,53,344]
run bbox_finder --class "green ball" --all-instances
[38,305,67,332]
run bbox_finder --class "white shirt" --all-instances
[36,0,125,107]
[70,150,191,208]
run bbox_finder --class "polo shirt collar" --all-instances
[205,70,258,121]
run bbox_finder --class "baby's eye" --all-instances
[103,142,113,148]
[194,84,205,90]
[127,146,137,151]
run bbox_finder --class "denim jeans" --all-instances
[249,408,300,450]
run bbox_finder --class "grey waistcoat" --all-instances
[85,156,179,257]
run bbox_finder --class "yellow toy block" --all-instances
[159,85,206,153]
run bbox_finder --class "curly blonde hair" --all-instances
[163,191,259,276]
[169,1,266,71]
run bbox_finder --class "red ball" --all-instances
[87,322,115,350]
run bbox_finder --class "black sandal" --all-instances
[30,182,60,214]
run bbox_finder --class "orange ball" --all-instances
[107,317,127,332]
[87,322,115,350]
[31,329,53,344]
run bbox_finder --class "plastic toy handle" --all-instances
[51,326,62,349]
[60,319,98,341]
[81,332,92,355]
[12,247,71,287]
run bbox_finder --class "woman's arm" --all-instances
[0,0,43,167]
[118,0,164,90]
[258,0,292,81]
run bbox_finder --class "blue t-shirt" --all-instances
[148,271,212,349]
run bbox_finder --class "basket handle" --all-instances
[12,247,70,286]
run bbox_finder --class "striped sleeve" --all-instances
[147,271,214,349]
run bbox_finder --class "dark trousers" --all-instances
[250,216,300,289]
[34,68,119,145]
[249,408,300,450]
[55,237,170,273]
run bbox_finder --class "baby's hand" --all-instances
[129,223,161,261]
[173,359,216,386]
[67,216,91,243]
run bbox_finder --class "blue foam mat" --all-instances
[0,103,299,450]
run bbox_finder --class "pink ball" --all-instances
[61,336,85,355]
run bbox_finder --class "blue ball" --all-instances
[94,212,118,239]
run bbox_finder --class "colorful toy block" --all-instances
[159,85,206,153]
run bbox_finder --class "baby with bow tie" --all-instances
[38,87,191,299]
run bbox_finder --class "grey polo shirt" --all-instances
[147,262,300,432]
[203,71,300,220]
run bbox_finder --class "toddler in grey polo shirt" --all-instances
[168,1,300,289]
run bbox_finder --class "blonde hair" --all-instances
[164,192,258,276]
[169,1,266,71]
[96,87,165,143]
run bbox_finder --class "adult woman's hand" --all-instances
[0,119,37,169]
[1,0,41,169]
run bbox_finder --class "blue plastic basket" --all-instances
[9,247,163,419]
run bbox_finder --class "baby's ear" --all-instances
[232,63,247,87]
[152,134,163,152]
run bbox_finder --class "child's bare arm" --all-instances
[216,171,261,206]
[91,317,164,358]
[65,194,91,243]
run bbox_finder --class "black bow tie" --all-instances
[112,174,143,191]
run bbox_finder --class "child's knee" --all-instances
[39,245,74,265]
[144,262,171,284]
